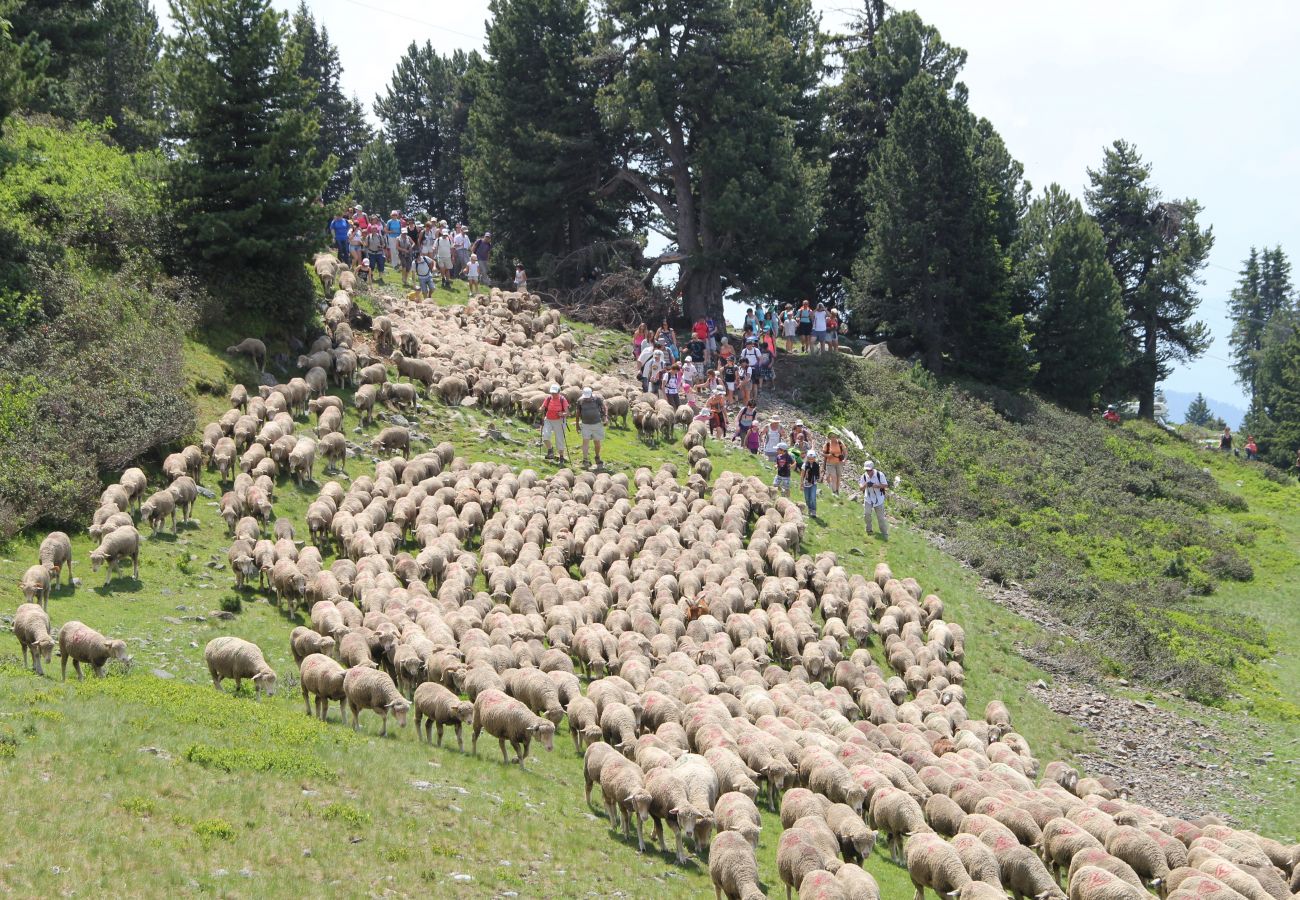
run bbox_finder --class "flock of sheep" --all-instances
[11,284,1297,900]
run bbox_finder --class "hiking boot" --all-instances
[595,457,602,467]
[582,457,591,467]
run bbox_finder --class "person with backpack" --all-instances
[573,387,608,468]
[433,230,454,289]
[772,442,793,497]
[735,400,757,446]
[396,230,416,288]
[706,386,728,438]
[471,231,492,271]
[639,347,664,394]
[858,459,888,538]
[385,210,403,263]
[329,213,350,261]
[414,252,436,299]
[364,225,387,283]
[540,384,569,463]
[822,435,846,495]
[801,450,821,517]
[663,362,684,408]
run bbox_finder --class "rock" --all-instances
[302,849,312,858]
[195,486,216,499]
[258,372,277,387]
[176,605,188,611]
[302,789,319,796]
[451,873,473,883]
[151,669,174,680]
[210,610,236,621]
[162,616,183,625]
[410,780,433,791]
[460,396,478,407]
[389,414,409,427]
[71,578,82,588]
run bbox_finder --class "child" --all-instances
[745,422,761,454]
[465,253,482,297]
[736,400,757,445]
[772,443,793,497]
[513,260,527,293]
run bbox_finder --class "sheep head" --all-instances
[387,698,411,727]
[528,720,556,752]
[253,671,278,697]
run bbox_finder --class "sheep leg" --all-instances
[32,651,43,677]
[453,723,464,752]
[73,659,84,681]
[910,882,925,900]
[302,684,312,716]
[672,824,685,865]
[634,814,645,853]
[498,737,511,764]
[432,721,441,746]
[379,710,389,737]
[61,653,68,680]
[132,552,139,581]
[20,643,29,670]
[350,703,360,731]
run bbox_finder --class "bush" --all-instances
[219,594,242,614]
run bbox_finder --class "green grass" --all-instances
[3,281,1296,895]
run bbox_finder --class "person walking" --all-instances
[1245,434,1258,461]
[1220,426,1234,454]
[858,459,888,538]
[574,387,608,468]
[540,384,569,463]
[782,304,797,353]
[706,387,728,439]
[329,212,350,262]
[471,231,493,272]
[797,299,814,353]
[385,210,403,264]
[433,230,454,289]
[632,323,648,360]
[347,221,364,270]
[801,450,821,517]
[762,419,783,463]
[826,306,840,352]
[640,348,664,394]
[772,443,793,498]
[663,361,683,408]
[513,260,528,293]
[735,399,757,445]
[414,251,435,299]
[452,224,470,277]
[465,253,483,296]
[812,303,829,352]
[364,225,387,283]
[822,434,846,495]
[396,230,416,288]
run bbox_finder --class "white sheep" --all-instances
[14,603,55,675]
[20,563,52,609]
[38,531,73,589]
[412,682,474,750]
[299,653,347,720]
[88,525,140,585]
[472,688,555,764]
[204,636,278,698]
[710,829,766,900]
[342,667,410,736]
[226,337,266,371]
[58,620,129,679]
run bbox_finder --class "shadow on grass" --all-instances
[94,576,143,596]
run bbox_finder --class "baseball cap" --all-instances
[778,442,788,449]
[864,460,875,469]
[361,258,371,266]
[684,356,692,363]
[549,384,560,394]
[390,210,399,216]
[807,451,817,460]
[581,387,593,398]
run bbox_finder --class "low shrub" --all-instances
[192,817,237,843]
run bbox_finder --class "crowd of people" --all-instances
[327,206,523,301]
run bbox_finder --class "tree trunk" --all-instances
[680,265,724,324]
[1139,317,1158,418]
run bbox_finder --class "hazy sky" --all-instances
[163,0,1300,405]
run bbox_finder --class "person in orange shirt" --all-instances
[822,434,846,494]
[540,384,569,463]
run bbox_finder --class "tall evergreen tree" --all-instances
[68,0,162,151]
[598,0,823,320]
[1011,185,1123,408]
[851,74,1030,386]
[1085,140,1212,418]
[373,43,474,221]
[7,0,104,118]
[1249,317,1300,467]
[820,8,967,301]
[289,3,369,202]
[350,140,407,220]
[0,0,32,124]
[1184,392,1212,427]
[465,0,626,287]
[164,0,328,317]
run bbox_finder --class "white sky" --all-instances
[158,0,1300,406]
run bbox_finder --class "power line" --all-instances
[336,0,483,43]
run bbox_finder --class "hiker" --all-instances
[735,400,757,445]
[1245,434,1258,461]
[663,362,683,408]
[772,442,793,497]
[365,225,387,283]
[797,299,814,352]
[706,387,728,439]
[514,260,528,293]
[705,315,720,366]
[464,253,482,297]
[801,450,821,517]
[574,387,608,468]
[540,384,569,463]
[822,434,846,494]
[632,323,648,360]
[681,356,698,391]
[471,231,492,272]
[789,419,810,451]
[781,304,797,353]
[859,459,888,538]
[745,421,761,454]
[414,252,435,299]
[452,224,470,277]
[639,347,664,394]
[356,256,373,288]
[743,308,756,334]
[1220,426,1233,453]
[812,303,829,352]
[827,306,840,352]
[721,355,738,406]
[762,419,783,462]
[329,212,350,262]
[1102,404,1120,425]
[433,229,454,288]
[385,210,403,263]
[347,221,364,269]
[396,230,416,288]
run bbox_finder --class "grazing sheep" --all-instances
[1042,818,1104,884]
[413,682,475,750]
[339,631,377,669]
[20,564,52,609]
[169,476,198,521]
[714,791,762,852]
[288,437,317,485]
[204,636,277,699]
[644,766,709,862]
[925,793,967,837]
[600,753,654,852]
[38,531,73,588]
[907,832,972,900]
[827,802,877,863]
[88,525,140,585]
[779,827,843,900]
[139,488,177,535]
[1105,825,1170,893]
[14,603,55,675]
[289,625,336,664]
[567,695,602,751]
[373,426,410,459]
[869,787,932,862]
[472,688,555,764]
[226,337,266,371]
[710,829,766,900]
[58,621,128,680]
[950,833,1002,887]
[997,843,1066,900]
[299,653,347,721]
[269,558,307,614]
[342,667,410,736]
[1067,866,1148,900]
[782,788,833,828]
[799,869,848,900]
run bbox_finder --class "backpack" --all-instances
[578,397,605,424]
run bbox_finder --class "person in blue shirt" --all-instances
[329,213,350,262]
[385,211,403,264]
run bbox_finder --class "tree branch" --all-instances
[599,168,676,222]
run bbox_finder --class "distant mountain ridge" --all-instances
[1163,389,1247,428]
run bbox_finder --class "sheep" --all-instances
[710,829,766,900]
[269,558,307,614]
[644,765,710,862]
[1067,866,1148,900]
[88,525,140,585]
[1105,825,1170,893]
[471,688,555,764]
[1042,818,1104,884]
[204,636,278,699]
[597,754,653,852]
[950,833,1002,887]
[907,832,972,900]
[413,682,475,750]
[600,701,638,753]
[299,653,347,721]
[20,564,52,610]
[869,786,932,862]
[169,476,198,521]
[714,791,762,852]
[14,603,55,675]
[38,531,73,588]
[342,667,410,736]
[226,337,266,371]
[58,621,129,680]
[997,843,1066,900]
[566,695,602,751]
[826,802,877,863]
[139,488,177,535]
[289,625,336,664]
[373,426,410,459]
[779,826,843,900]
[925,793,967,837]
[339,631,377,669]
[288,437,317,485]
[782,788,833,828]
[959,885,1011,900]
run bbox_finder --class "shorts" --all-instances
[797,321,813,337]
[579,423,605,441]
[772,475,790,489]
[399,253,414,271]
[813,329,827,342]
[666,393,680,408]
[418,274,434,291]
[765,450,779,463]
[542,418,567,447]
[706,337,718,353]
[824,462,842,480]
[437,254,452,269]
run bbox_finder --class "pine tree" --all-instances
[1085,140,1212,418]
[68,0,163,151]
[0,0,31,124]
[289,3,369,202]
[465,0,626,287]
[350,140,408,221]
[164,0,329,318]
[1011,185,1124,408]
[598,0,823,320]
[1229,247,1264,397]
[851,74,1031,386]
[7,0,105,118]
[820,8,966,302]
[373,43,474,221]
[1184,392,1212,427]
[1250,319,1300,467]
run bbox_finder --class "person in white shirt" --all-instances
[762,420,783,462]
[858,459,888,537]
[452,225,470,278]
[812,303,829,352]
[681,356,698,392]
[640,348,664,394]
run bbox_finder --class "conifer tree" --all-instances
[350,140,408,221]
[1184,392,1212,427]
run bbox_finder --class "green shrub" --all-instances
[219,594,242,614]
[120,796,157,818]
[320,802,370,828]
[192,817,237,843]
